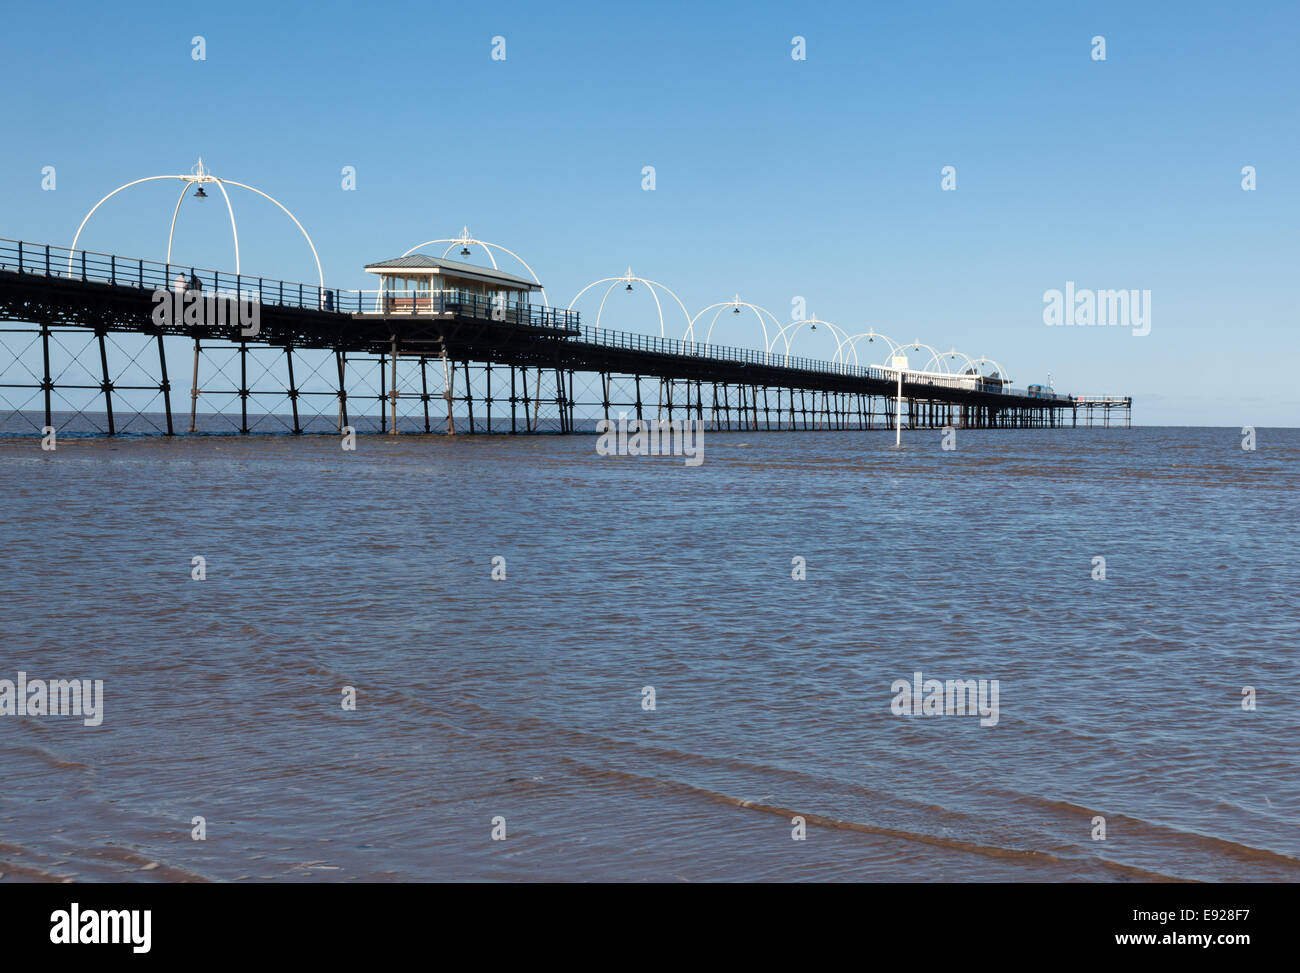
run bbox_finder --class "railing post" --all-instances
[81,250,86,281]
[17,241,23,273]
[138,259,143,288]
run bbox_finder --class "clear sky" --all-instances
[2,0,1296,424]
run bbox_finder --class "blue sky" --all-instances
[2,0,1296,424]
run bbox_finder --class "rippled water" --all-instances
[1,425,1296,882]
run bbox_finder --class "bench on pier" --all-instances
[382,296,435,314]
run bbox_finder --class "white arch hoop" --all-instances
[839,329,905,369]
[402,227,549,305]
[894,340,948,373]
[69,159,324,289]
[770,318,853,369]
[964,356,1011,385]
[922,347,980,375]
[685,297,780,357]
[568,269,692,338]
[220,179,322,289]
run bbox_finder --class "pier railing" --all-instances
[0,237,1073,403]
[0,238,582,330]
[1,237,345,312]
[568,325,1073,400]
[572,323,891,380]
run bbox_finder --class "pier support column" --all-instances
[335,350,348,432]
[420,357,431,432]
[464,360,476,434]
[550,364,563,433]
[157,333,173,436]
[96,329,115,436]
[39,318,52,431]
[532,369,543,431]
[440,342,456,436]
[286,344,301,434]
[389,337,399,435]
[521,367,532,432]
[510,366,518,434]
[237,339,248,435]
[189,337,201,434]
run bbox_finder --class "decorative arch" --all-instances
[770,317,853,369]
[402,227,549,305]
[685,296,780,357]
[69,158,324,289]
[839,329,903,369]
[568,269,692,338]
[893,340,948,374]
[964,356,1012,385]
[925,347,979,375]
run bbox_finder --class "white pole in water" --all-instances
[891,353,908,447]
[895,369,902,446]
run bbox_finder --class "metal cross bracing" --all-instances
[0,334,1088,438]
[0,325,175,436]
[0,334,1081,437]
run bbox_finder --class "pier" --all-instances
[0,238,1126,437]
